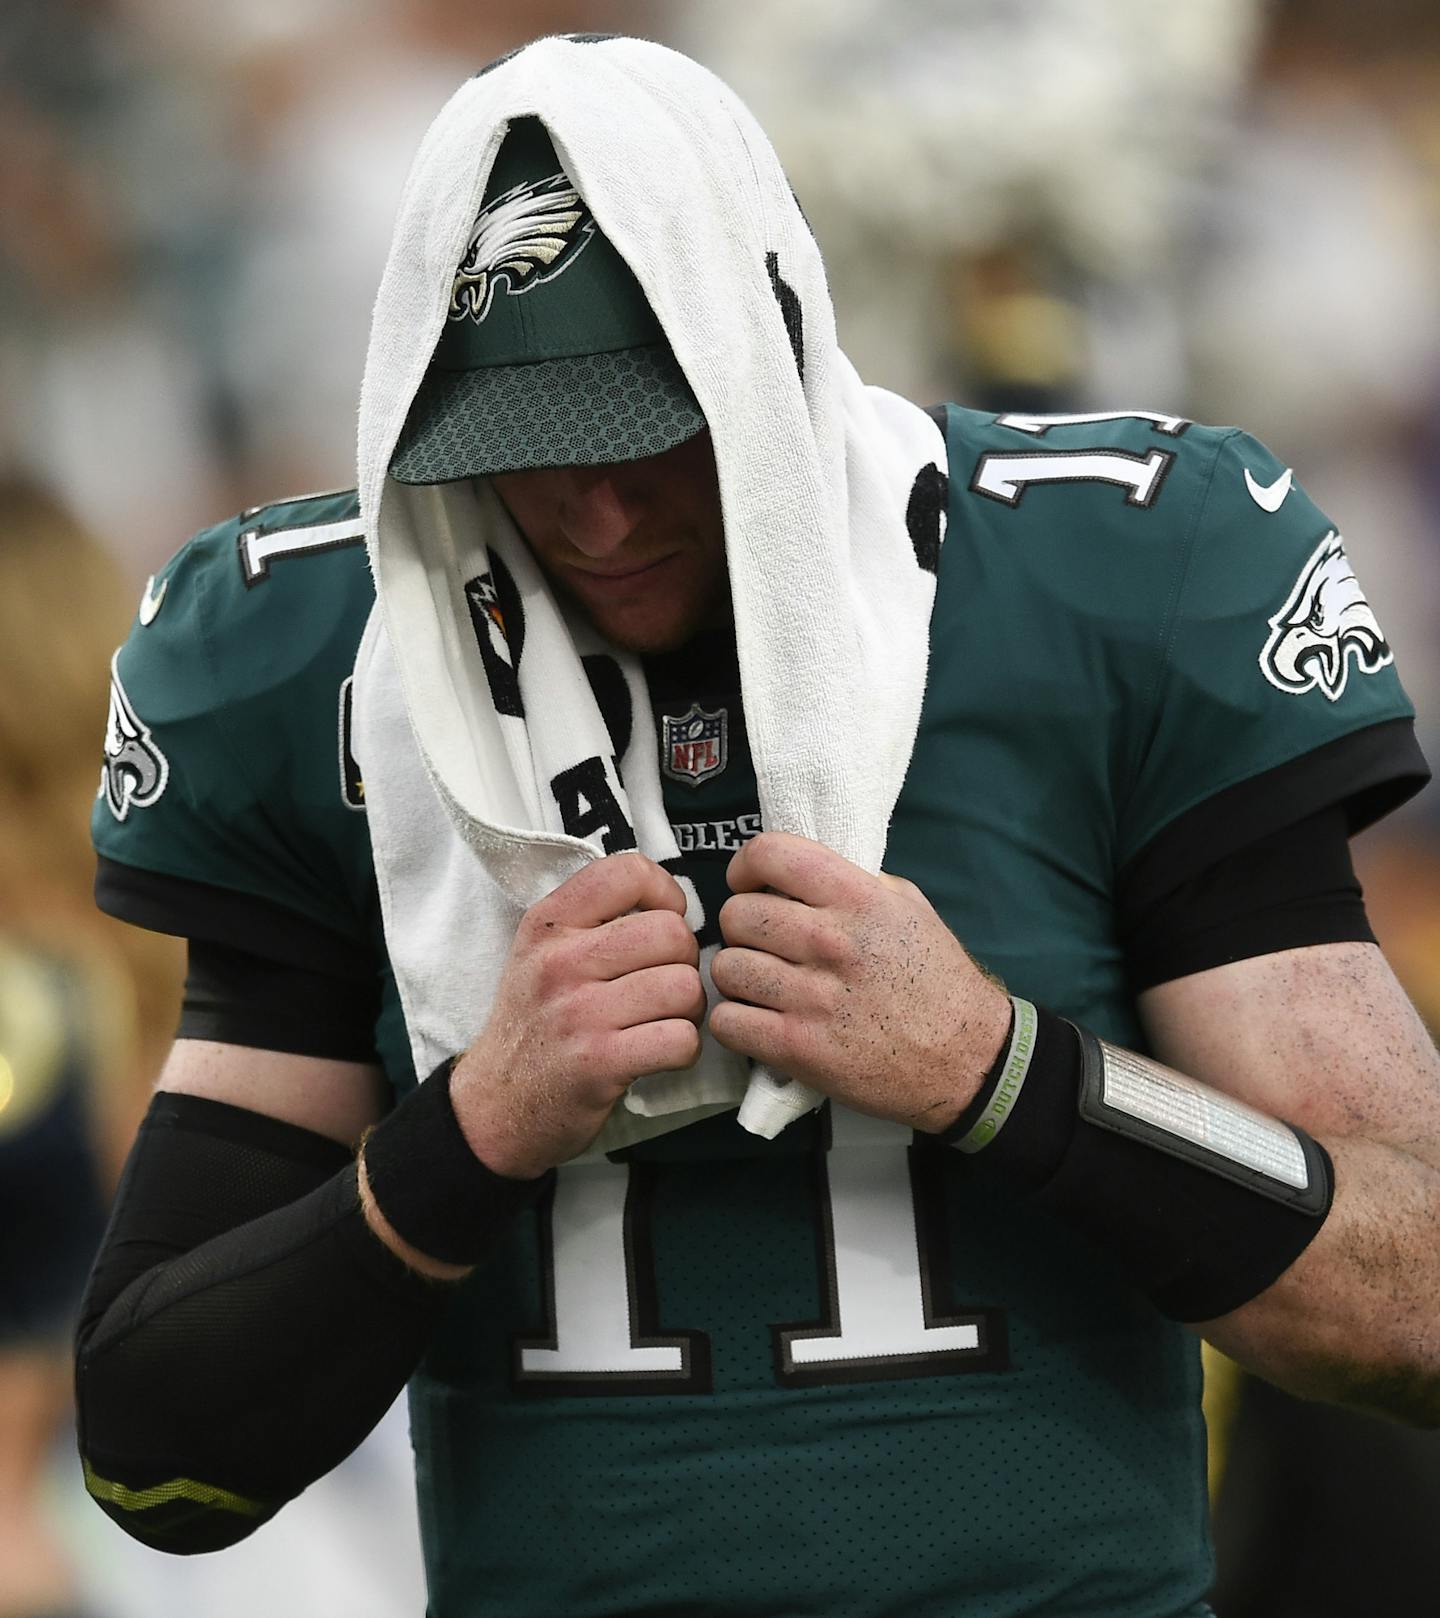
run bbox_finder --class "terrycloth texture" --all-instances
[353,35,948,1145]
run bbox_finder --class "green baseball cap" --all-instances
[390,118,705,483]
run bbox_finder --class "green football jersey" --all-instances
[93,409,1425,1617]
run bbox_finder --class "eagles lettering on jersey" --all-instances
[92,411,1424,1618]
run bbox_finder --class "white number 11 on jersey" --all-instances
[514,1108,1007,1394]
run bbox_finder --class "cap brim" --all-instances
[389,342,706,484]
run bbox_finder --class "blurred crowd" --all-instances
[2,2,1438,1615]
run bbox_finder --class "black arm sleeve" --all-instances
[94,858,382,1061]
[179,938,380,1063]
[1121,802,1372,992]
[1116,720,1427,991]
[74,1093,448,1553]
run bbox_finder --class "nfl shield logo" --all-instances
[662,702,728,787]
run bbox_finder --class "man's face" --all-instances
[491,429,728,655]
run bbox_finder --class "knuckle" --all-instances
[607,848,653,879]
[516,903,555,946]
[575,1026,619,1075]
[532,941,579,999]
[546,986,587,1044]
[653,1017,702,1070]
[780,1017,816,1067]
[662,963,704,1015]
[809,971,841,1016]
[657,909,696,957]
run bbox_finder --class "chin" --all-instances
[602,618,699,656]
[587,600,714,656]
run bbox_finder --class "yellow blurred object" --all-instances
[1201,1340,1245,1503]
[1354,828,1440,1036]
[945,248,1086,393]
[0,480,184,1168]
[0,945,68,1140]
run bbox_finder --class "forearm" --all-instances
[1201,1134,1440,1424]
[75,1095,450,1551]
[1139,942,1440,1425]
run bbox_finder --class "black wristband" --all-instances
[944,998,1335,1321]
[362,1060,554,1268]
[936,997,1079,1188]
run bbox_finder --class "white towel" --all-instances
[353,35,947,1147]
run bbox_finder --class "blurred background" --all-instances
[2,1,1436,1614]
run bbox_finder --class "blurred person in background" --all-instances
[0,479,182,1618]
[0,481,424,1618]
[137,0,658,497]
[677,0,1263,415]
[0,1,244,573]
[0,0,661,559]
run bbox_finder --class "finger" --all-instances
[600,963,707,1030]
[609,1018,704,1078]
[707,998,794,1071]
[711,946,816,1013]
[718,891,839,965]
[725,830,857,905]
[582,909,700,979]
[530,851,687,932]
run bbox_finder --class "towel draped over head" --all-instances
[352,34,948,1150]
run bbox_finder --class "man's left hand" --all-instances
[709,831,1012,1133]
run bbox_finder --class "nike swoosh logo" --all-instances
[138,575,168,626]
[1245,466,1293,513]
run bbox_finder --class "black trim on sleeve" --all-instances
[1119,719,1429,923]
[1123,804,1375,992]
[179,939,380,1064]
[95,857,373,978]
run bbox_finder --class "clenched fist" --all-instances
[451,853,705,1179]
[709,831,1011,1133]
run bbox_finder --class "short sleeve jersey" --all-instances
[93,410,1427,1618]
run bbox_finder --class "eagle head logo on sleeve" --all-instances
[101,655,169,820]
[1259,532,1393,702]
[450,172,595,325]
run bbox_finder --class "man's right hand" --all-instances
[450,853,705,1180]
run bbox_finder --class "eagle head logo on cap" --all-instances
[451,172,596,326]
[388,117,705,483]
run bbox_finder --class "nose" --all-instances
[556,465,644,558]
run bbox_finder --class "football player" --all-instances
[77,37,1438,1618]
